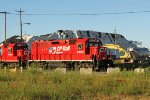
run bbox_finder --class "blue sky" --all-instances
[0,0,150,47]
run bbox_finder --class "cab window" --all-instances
[14,43,28,50]
[88,42,100,47]
[78,44,83,50]
[8,48,12,53]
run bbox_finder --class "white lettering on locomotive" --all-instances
[8,53,13,56]
[53,47,56,54]
[63,46,70,51]
[49,46,70,54]
[57,46,62,51]
[77,51,84,53]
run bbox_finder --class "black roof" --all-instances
[1,35,25,44]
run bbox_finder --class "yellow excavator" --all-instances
[103,44,135,63]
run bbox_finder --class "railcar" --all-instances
[29,38,113,71]
[0,42,28,68]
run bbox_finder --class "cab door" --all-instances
[98,47,107,60]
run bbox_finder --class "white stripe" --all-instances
[1,60,93,62]
[0,60,18,62]
[28,60,92,62]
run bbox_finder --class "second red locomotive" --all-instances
[0,42,28,68]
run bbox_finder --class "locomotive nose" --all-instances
[90,46,98,55]
[17,50,22,56]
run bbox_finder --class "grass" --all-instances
[0,69,150,99]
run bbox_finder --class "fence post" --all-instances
[4,66,6,73]
[20,66,23,73]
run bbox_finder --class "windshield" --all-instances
[14,43,28,50]
[86,38,102,47]
[86,42,100,47]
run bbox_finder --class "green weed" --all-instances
[0,70,150,99]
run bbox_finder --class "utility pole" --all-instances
[15,9,24,42]
[114,26,117,45]
[0,11,10,68]
[0,12,10,44]
[114,26,117,56]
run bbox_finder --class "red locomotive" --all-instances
[0,42,28,68]
[29,38,113,71]
[0,38,113,71]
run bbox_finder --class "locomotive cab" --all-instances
[14,42,28,56]
[14,42,28,67]
[85,38,113,71]
[86,38,101,55]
